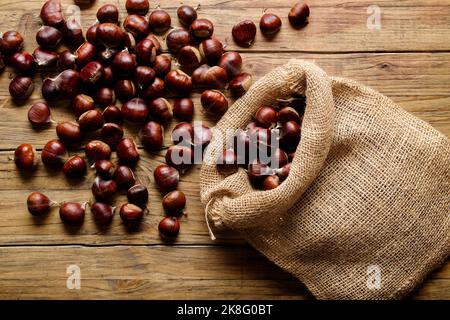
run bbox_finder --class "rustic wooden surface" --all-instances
[0,0,449,299]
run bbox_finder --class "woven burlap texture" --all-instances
[200,59,450,300]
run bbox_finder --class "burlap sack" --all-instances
[200,60,450,300]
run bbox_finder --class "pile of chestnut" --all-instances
[216,96,305,190]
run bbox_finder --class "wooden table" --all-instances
[0,0,448,299]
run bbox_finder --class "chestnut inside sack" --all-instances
[200,60,450,299]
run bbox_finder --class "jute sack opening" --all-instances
[200,60,450,300]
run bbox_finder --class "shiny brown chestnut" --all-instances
[135,38,157,65]
[171,122,194,145]
[36,26,61,48]
[63,155,87,178]
[114,80,136,101]
[56,121,83,146]
[58,50,77,70]
[165,69,192,95]
[139,121,164,150]
[14,144,38,171]
[152,54,171,77]
[165,145,193,172]
[40,0,64,28]
[255,106,277,128]
[94,87,116,107]
[122,98,148,123]
[72,94,95,117]
[262,175,281,190]
[114,165,136,189]
[177,45,202,72]
[158,216,180,239]
[96,23,125,48]
[216,149,239,175]
[126,0,149,15]
[120,203,143,226]
[140,77,165,100]
[95,160,116,179]
[75,42,97,67]
[9,76,34,99]
[33,48,59,67]
[192,65,227,89]
[218,51,242,79]
[63,16,85,47]
[173,98,194,121]
[28,102,51,128]
[97,4,119,23]
[289,2,310,28]
[79,109,104,132]
[199,38,223,64]
[177,5,198,27]
[278,107,301,124]
[146,34,162,54]
[232,20,257,47]
[260,13,282,35]
[41,139,68,168]
[122,31,137,51]
[80,61,104,85]
[162,190,186,215]
[127,184,148,208]
[101,123,124,148]
[124,14,150,39]
[92,176,117,201]
[229,72,252,98]
[116,138,140,164]
[42,69,80,100]
[201,90,228,114]
[193,123,212,148]
[166,28,191,53]
[153,164,179,191]
[90,202,115,225]
[10,51,35,74]
[111,49,137,76]
[85,140,111,162]
[27,192,54,216]
[280,120,301,151]
[86,24,99,45]
[149,9,171,34]
[190,19,214,39]
[59,202,85,225]
[148,98,173,123]
[0,31,23,55]
[135,66,156,89]
[101,66,115,86]
[102,105,122,124]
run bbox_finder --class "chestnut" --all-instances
[116,138,140,164]
[148,98,173,123]
[94,87,116,107]
[288,2,310,28]
[278,107,301,124]
[193,123,212,148]
[72,94,95,117]
[201,90,228,114]
[91,202,115,225]
[85,140,111,162]
[120,203,143,226]
[248,160,272,185]
[192,65,227,89]
[10,51,35,74]
[232,20,257,47]
[101,123,124,148]
[114,80,136,101]
[140,77,165,100]
[152,54,171,77]
[27,192,54,216]
[63,155,87,178]
[158,216,180,239]
[114,165,136,189]
[260,13,282,36]
[229,72,252,98]
[42,69,80,100]
[190,19,214,39]
[97,4,119,24]
[123,32,137,50]
[276,163,291,181]
[124,14,150,39]
[92,176,117,201]
[80,61,104,85]
[101,66,115,86]
[111,49,137,76]
[166,28,192,53]
[126,0,149,15]
[177,45,202,72]
[75,42,97,67]
[56,121,83,146]
[153,164,179,191]
[262,175,281,190]
[77,108,102,132]
[102,105,122,124]
[173,98,194,121]
[95,160,116,179]
[14,143,38,171]
[59,202,85,225]
[177,5,198,27]
[139,121,164,150]
[162,190,186,215]
[146,34,162,54]
[136,38,157,65]
[216,149,239,175]
[36,26,61,48]
[58,50,77,70]
[40,0,64,28]
[165,69,192,95]
[149,9,171,34]
[218,51,242,79]
[199,38,223,64]
[171,122,194,145]
[86,24,99,45]
[0,31,23,55]
[135,66,156,89]
[9,76,34,99]
[33,48,59,67]
[97,23,125,48]
[255,106,277,128]
[63,16,85,47]
[280,120,301,151]
[122,98,149,122]
[127,184,148,208]
[41,139,68,168]
[28,102,51,128]
[165,145,193,172]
